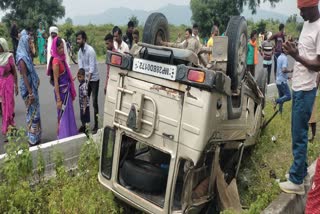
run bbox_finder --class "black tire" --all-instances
[120,159,168,193]
[149,148,171,165]
[256,68,268,109]
[142,13,169,45]
[225,16,248,91]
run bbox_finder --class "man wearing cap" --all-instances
[47,26,69,68]
[279,0,320,195]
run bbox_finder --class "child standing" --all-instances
[77,68,90,133]
[274,50,292,113]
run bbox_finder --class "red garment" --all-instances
[305,158,320,214]
[52,58,65,75]
[0,56,16,135]
[298,0,319,8]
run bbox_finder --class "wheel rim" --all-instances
[237,33,247,76]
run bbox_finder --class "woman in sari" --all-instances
[16,33,42,146]
[47,37,77,139]
[0,38,18,141]
[37,22,46,64]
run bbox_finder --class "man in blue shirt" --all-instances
[274,50,292,113]
[76,30,100,134]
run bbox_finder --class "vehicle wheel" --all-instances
[149,148,171,165]
[256,68,268,109]
[225,16,248,91]
[120,159,168,193]
[142,13,169,45]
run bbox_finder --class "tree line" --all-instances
[0,0,303,57]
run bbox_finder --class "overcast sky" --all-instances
[0,0,299,20]
[63,0,298,18]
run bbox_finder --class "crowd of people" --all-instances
[281,1,320,211]
[252,0,320,212]
[0,0,320,211]
[246,0,320,211]
[0,20,140,145]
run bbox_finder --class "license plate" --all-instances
[132,58,177,81]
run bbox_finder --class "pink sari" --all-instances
[0,56,15,135]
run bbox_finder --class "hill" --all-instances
[73,4,191,26]
[72,4,290,26]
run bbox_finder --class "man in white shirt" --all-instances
[47,26,69,68]
[279,0,320,195]
[76,30,100,134]
[113,26,129,54]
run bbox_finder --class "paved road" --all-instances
[0,56,295,154]
[0,63,107,153]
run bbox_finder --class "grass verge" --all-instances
[0,130,122,213]
[1,99,319,213]
[237,98,320,213]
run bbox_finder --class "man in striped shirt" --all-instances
[260,32,274,84]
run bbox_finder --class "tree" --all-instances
[129,15,139,27]
[287,14,298,24]
[0,0,65,31]
[190,0,282,37]
[65,17,73,25]
[256,20,267,34]
[63,27,74,40]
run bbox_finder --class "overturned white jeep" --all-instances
[98,13,267,214]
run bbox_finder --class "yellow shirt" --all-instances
[207,37,214,62]
[207,37,213,47]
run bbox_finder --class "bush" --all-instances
[0,129,122,213]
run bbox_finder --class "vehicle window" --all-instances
[100,127,116,180]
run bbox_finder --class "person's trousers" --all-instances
[276,82,291,113]
[289,88,316,185]
[274,53,281,81]
[263,64,272,84]
[88,80,99,129]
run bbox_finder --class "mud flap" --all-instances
[216,164,242,213]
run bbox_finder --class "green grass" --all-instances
[237,98,320,213]
[1,99,319,213]
[0,130,122,213]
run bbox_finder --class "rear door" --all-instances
[114,75,184,147]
